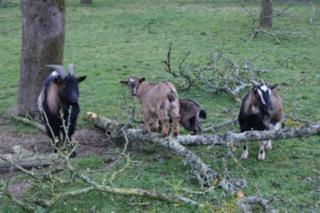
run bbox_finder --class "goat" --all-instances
[178,99,207,135]
[120,77,180,137]
[38,64,86,155]
[238,80,283,160]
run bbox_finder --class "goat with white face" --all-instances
[120,77,180,137]
[238,80,283,160]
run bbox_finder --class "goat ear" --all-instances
[77,76,87,83]
[120,80,128,85]
[269,84,278,90]
[139,77,145,83]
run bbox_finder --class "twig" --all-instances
[12,116,46,132]
[238,196,277,213]
[163,45,263,99]
[163,42,175,77]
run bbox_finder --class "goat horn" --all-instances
[260,79,265,85]
[68,64,75,75]
[250,80,260,86]
[46,65,67,78]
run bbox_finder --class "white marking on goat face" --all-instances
[260,84,268,91]
[129,78,135,83]
[257,89,266,105]
[50,71,59,78]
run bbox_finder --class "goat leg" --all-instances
[241,142,249,160]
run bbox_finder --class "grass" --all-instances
[0,0,320,212]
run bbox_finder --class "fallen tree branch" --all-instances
[85,112,220,187]
[250,29,303,40]
[36,184,203,208]
[0,145,58,172]
[162,44,264,100]
[238,195,277,213]
[175,124,320,147]
[13,116,46,132]
[1,148,204,209]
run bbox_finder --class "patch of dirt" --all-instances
[73,128,111,157]
[0,127,112,156]
[0,127,118,197]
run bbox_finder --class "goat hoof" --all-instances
[173,132,178,138]
[142,129,149,134]
[265,141,272,150]
[241,151,248,160]
[258,153,265,161]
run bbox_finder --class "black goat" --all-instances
[238,80,283,160]
[179,99,207,135]
[38,64,86,155]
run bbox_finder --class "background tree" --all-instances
[259,0,272,28]
[17,0,65,117]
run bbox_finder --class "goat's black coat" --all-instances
[238,93,269,132]
[238,88,280,132]
[40,71,85,149]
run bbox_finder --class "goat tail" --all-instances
[167,89,179,110]
[167,89,176,103]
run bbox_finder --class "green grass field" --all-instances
[0,0,320,212]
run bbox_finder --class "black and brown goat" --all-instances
[178,99,207,135]
[38,64,86,154]
[120,77,180,137]
[238,80,283,160]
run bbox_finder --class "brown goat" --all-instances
[178,99,207,135]
[121,77,180,137]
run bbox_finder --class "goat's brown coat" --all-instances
[136,81,180,136]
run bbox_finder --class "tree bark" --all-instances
[80,0,92,4]
[259,0,272,28]
[17,0,65,117]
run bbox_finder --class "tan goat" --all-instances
[121,77,180,137]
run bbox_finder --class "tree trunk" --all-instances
[80,0,92,4]
[17,0,65,117]
[259,0,272,28]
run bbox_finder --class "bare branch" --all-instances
[238,195,277,213]
[13,116,46,132]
